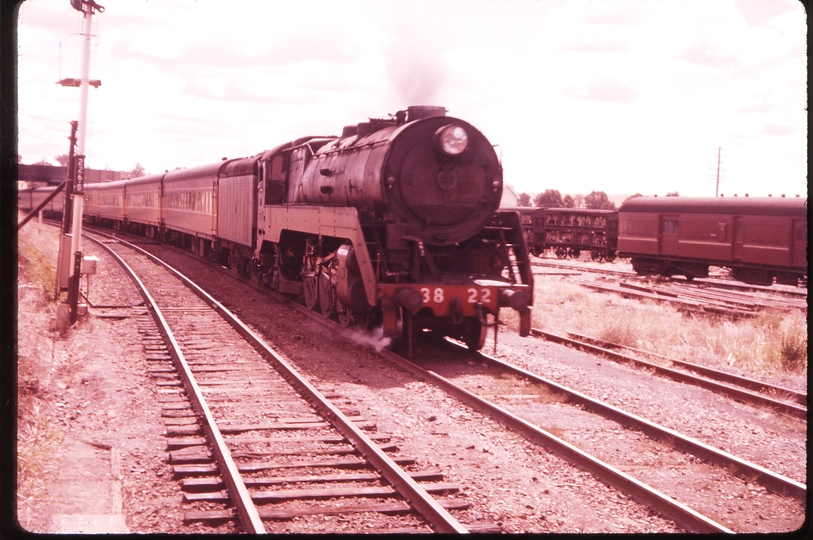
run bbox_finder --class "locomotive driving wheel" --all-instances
[337,300,355,327]
[303,275,318,310]
[463,317,487,350]
[318,272,335,318]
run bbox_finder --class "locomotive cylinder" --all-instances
[334,245,368,312]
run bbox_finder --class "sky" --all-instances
[15,0,808,198]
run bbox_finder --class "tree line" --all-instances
[516,189,680,210]
[31,154,147,179]
[516,189,619,210]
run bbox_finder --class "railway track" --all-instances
[656,283,808,310]
[77,224,805,532]
[382,338,805,533]
[534,258,806,301]
[533,257,806,317]
[84,231,482,533]
[530,329,806,419]
[531,258,636,279]
[563,332,806,407]
[575,280,806,317]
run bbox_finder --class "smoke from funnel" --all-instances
[387,46,447,106]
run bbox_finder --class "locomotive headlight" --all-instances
[436,125,469,156]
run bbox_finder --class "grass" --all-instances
[534,384,566,403]
[543,425,566,439]
[777,317,807,371]
[502,276,807,377]
[16,221,64,501]
[17,221,59,304]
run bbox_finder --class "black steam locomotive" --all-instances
[23,106,533,351]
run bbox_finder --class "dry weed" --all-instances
[529,276,807,375]
[544,425,566,439]
[777,317,807,371]
[17,220,64,498]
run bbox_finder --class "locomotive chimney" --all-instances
[407,106,447,121]
[341,125,358,139]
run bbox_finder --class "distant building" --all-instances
[17,163,122,186]
[500,184,520,207]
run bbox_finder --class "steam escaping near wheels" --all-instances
[347,326,392,353]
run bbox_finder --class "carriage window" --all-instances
[717,223,727,241]
[662,219,680,234]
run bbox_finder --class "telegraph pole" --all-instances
[66,0,104,324]
[715,147,721,198]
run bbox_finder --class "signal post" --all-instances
[58,0,104,326]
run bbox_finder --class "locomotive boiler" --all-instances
[290,105,500,245]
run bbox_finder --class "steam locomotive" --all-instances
[22,106,533,351]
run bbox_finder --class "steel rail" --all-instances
[105,236,469,534]
[532,329,806,419]
[378,347,733,533]
[667,285,804,311]
[532,258,806,297]
[84,234,267,534]
[466,344,806,501]
[566,332,807,406]
[623,281,806,312]
[695,277,807,297]
[531,259,636,278]
[576,280,757,317]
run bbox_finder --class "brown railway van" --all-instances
[617,196,807,286]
